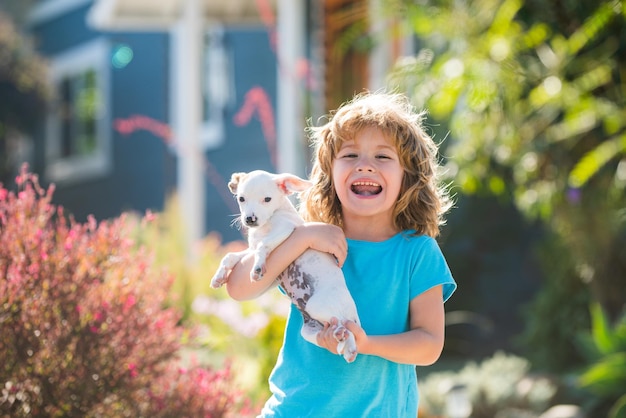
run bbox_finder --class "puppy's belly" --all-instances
[281,250,359,324]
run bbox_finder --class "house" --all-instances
[21,0,409,247]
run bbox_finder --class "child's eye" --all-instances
[238,196,245,202]
[340,153,357,159]
[264,197,272,203]
[376,154,391,160]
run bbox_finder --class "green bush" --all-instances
[578,303,626,418]
[0,167,247,417]
[518,232,591,372]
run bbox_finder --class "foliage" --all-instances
[517,232,590,372]
[127,194,239,322]
[418,352,559,418]
[390,0,625,205]
[440,193,544,358]
[0,11,49,129]
[386,0,625,365]
[0,10,50,185]
[577,303,626,418]
[0,0,38,25]
[0,167,248,417]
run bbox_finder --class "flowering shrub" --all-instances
[0,167,246,417]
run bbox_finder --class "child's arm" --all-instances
[225,222,347,301]
[319,285,446,366]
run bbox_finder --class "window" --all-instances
[45,38,111,183]
[201,25,232,148]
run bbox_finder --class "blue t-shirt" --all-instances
[259,232,456,417]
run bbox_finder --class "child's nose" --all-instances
[356,157,375,172]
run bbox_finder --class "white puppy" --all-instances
[210,170,361,363]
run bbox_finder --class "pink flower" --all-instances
[128,363,138,378]
[144,210,157,222]
[28,263,40,275]
[123,294,136,313]
[64,236,74,250]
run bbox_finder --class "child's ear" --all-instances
[274,173,313,195]
[228,172,246,194]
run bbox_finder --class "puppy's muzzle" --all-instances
[244,215,258,227]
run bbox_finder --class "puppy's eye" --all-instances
[264,197,272,203]
[238,196,245,202]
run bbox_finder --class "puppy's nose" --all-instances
[245,215,258,226]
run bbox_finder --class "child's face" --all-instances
[332,126,404,228]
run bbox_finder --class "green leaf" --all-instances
[610,393,626,418]
[591,303,616,354]
[489,176,506,195]
[568,134,626,188]
[568,0,623,54]
[579,352,626,396]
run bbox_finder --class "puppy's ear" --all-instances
[228,172,246,194]
[274,173,313,195]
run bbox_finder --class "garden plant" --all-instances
[0,166,250,417]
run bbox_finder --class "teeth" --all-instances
[352,181,379,186]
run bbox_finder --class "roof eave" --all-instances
[87,0,273,31]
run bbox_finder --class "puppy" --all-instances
[210,170,360,362]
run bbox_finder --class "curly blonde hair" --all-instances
[300,91,452,238]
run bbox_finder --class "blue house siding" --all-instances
[29,4,277,243]
[107,32,175,216]
[31,4,97,55]
[205,28,277,243]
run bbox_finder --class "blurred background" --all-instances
[1,0,625,417]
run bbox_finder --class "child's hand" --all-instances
[343,319,368,352]
[317,318,367,355]
[293,223,347,267]
[316,318,342,354]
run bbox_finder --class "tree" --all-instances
[388,0,625,321]
[0,9,49,186]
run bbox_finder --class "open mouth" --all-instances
[351,181,382,196]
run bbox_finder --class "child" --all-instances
[224,91,456,417]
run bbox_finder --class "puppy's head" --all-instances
[229,170,312,228]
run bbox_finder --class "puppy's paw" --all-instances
[336,340,357,363]
[338,336,358,363]
[250,263,267,281]
[250,268,263,281]
[343,346,358,363]
[333,325,349,342]
[210,271,228,288]
[336,330,358,363]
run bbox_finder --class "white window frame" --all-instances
[45,38,112,184]
[200,24,233,149]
